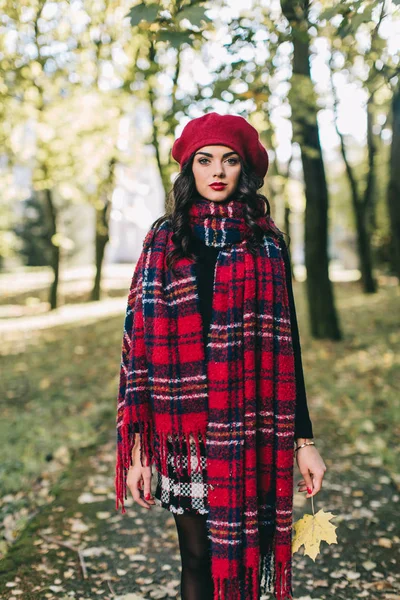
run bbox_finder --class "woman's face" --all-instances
[191,145,242,202]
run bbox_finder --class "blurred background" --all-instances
[0,1,399,599]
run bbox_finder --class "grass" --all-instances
[0,313,126,496]
[0,275,398,528]
[293,278,400,478]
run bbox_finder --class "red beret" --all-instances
[171,112,269,179]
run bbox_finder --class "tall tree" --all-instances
[324,1,393,293]
[280,0,341,339]
[127,0,213,209]
[79,0,129,301]
[387,80,400,280]
[2,0,86,307]
[329,65,378,293]
[24,1,66,309]
[3,0,136,302]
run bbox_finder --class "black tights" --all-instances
[173,513,214,600]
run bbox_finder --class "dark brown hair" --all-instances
[149,151,285,275]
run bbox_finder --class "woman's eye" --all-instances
[198,158,238,165]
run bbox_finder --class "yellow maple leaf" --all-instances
[292,508,338,561]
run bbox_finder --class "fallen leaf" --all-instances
[116,568,127,576]
[95,511,111,520]
[345,570,360,580]
[362,560,376,571]
[49,585,64,592]
[292,509,338,561]
[313,579,329,587]
[115,595,145,600]
[77,492,105,504]
[377,537,392,548]
[70,519,89,533]
[81,546,112,557]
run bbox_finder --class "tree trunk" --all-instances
[91,205,110,302]
[280,0,341,340]
[284,203,293,276]
[387,82,400,280]
[354,202,376,293]
[360,97,377,293]
[91,158,114,301]
[43,188,60,311]
[148,42,171,207]
[330,65,377,294]
[342,101,377,294]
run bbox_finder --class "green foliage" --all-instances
[319,0,382,24]
[0,314,123,495]
[14,194,52,267]
[126,2,160,26]
[177,4,212,27]
[127,0,211,29]
[0,0,138,268]
[127,0,211,42]
[0,0,397,286]
[157,30,194,48]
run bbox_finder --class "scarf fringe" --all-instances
[115,421,205,514]
[211,567,259,600]
[116,421,207,512]
[273,559,293,600]
[156,430,205,478]
[210,550,292,600]
[259,544,293,600]
[115,419,154,513]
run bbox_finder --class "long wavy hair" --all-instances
[149,150,287,275]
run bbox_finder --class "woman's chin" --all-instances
[198,188,232,202]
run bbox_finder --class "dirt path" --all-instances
[0,426,399,600]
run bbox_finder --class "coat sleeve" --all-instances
[115,234,155,513]
[279,238,314,440]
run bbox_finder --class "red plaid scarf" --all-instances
[115,196,296,600]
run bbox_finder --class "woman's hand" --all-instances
[126,440,156,510]
[295,439,327,498]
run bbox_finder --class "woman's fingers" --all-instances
[127,467,154,509]
[298,469,326,497]
[296,448,327,497]
[129,479,149,509]
[309,470,325,496]
[301,472,314,497]
[297,479,310,491]
[142,469,156,506]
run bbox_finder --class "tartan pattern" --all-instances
[153,433,209,514]
[115,197,296,600]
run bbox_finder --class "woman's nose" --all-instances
[213,166,225,177]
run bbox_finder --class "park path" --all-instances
[0,264,135,339]
[0,422,399,600]
[0,264,359,336]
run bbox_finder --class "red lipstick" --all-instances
[209,183,227,190]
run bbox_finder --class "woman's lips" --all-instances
[209,184,227,190]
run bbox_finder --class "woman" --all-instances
[115,112,327,600]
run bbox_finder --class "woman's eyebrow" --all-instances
[194,151,239,158]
